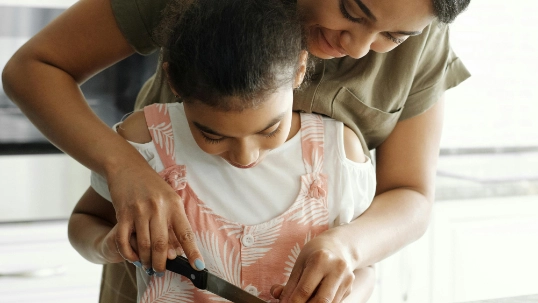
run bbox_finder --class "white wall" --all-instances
[442,0,538,149]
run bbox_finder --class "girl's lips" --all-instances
[315,28,346,58]
[227,160,258,169]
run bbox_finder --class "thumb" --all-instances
[270,284,284,299]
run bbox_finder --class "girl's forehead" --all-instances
[184,90,294,137]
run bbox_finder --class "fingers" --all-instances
[168,229,181,260]
[134,218,153,273]
[171,207,205,271]
[277,257,305,302]
[281,263,323,303]
[148,215,170,276]
[115,220,139,263]
[279,249,354,303]
[270,285,284,299]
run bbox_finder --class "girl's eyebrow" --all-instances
[193,112,287,137]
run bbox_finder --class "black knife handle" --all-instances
[166,256,208,289]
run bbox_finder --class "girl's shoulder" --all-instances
[116,110,152,144]
[318,116,367,164]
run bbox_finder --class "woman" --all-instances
[2,0,470,302]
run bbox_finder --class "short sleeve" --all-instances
[399,22,471,120]
[90,122,164,202]
[110,0,169,55]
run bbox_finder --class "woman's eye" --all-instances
[339,0,364,24]
[383,32,406,45]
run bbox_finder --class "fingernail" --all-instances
[155,271,165,278]
[133,261,142,268]
[145,267,155,276]
[168,248,177,258]
[194,259,205,270]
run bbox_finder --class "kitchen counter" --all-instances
[464,294,538,303]
[435,149,538,201]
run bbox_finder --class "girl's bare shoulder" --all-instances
[117,110,152,144]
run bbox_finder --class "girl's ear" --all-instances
[162,62,180,97]
[293,50,309,89]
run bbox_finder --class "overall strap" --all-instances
[299,113,325,174]
[143,104,176,168]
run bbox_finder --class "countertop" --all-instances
[464,294,538,303]
[435,149,538,201]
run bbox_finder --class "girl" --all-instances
[68,0,376,302]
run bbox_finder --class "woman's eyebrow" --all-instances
[353,0,423,36]
[395,30,423,36]
[354,0,377,21]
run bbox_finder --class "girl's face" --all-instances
[297,0,435,59]
[183,88,296,169]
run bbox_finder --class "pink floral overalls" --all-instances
[140,104,329,303]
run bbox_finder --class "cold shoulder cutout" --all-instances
[342,125,367,164]
[116,110,152,144]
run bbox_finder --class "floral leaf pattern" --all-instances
[140,271,194,303]
[284,232,312,277]
[196,231,241,286]
[148,121,174,158]
[241,218,283,267]
[140,105,331,302]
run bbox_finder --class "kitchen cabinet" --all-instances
[0,220,102,302]
[368,194,538,303]
[0,0,76,8]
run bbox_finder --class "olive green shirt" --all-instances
[111,0,469,153]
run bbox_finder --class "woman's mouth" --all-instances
[313,27,346,58]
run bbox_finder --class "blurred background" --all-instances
[0,0,537,302]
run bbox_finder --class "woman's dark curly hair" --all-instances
[159,0,304,111]
[432,0,470,23]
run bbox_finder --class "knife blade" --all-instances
[166,256,267,303]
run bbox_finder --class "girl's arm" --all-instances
[68,187,122,264]
[1,0,203,273]
[276,97,445,303]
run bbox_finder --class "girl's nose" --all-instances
[229,140,259,166]
[340,30,375,59]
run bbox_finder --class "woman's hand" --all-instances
[271,227,356,303]
[108,164,205,275]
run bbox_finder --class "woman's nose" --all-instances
[229,140,259,166]
[340,30,374,59]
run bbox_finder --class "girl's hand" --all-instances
[101,223,183,267]
[271,228,356,303]
[108,165,205,276]
[100,225,128,264]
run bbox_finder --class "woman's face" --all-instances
[183,88,296,169]
[298,0,435,59]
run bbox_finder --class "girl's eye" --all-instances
[383,32,406,45]
[264,125,281,138]
[200,131,225,144]
[339,0,364,24]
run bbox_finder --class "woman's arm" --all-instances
[1,0,203,274]
[276,97,444,303]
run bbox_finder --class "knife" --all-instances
[166,256,267,303]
